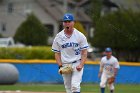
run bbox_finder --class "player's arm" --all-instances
[52,35,62,68]
[99,65,103,73]
[76,49,87,71]
[55,52,62,68]
[114,68,118,77]
[80,49,88,66]
[98,61,104,78]
[76,33,88,71]
[114,59,120,77]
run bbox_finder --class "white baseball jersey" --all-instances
[100,56,120,75]
[52,28,89,64]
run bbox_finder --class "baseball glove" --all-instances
[58,64,73,74]
[108,77,115,84]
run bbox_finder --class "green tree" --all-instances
[82,0,103,25]
[91,0,103,22]
[91,10,140,62]
[86,0,103,41]
[14,13,48,46]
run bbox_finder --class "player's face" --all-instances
[105,52,112,56]
[63,21,74,30]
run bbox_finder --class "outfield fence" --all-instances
[0,59,140,84]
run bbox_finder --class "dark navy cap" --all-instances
[105,47,112,52]
[63,13,74,21]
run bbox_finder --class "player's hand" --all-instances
[76,64,83,71]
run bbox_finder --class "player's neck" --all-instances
[106,55,111,59]
[64,28,74,37]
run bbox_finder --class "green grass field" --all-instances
[0,84,139,93]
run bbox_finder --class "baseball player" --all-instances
[98,47,120,93]
[52,13,88,93]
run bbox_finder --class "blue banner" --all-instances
[14,63,140,84]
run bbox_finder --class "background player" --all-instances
[98,47,120,93]
[52,13,89,93]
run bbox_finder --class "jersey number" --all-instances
[75,48,80,55]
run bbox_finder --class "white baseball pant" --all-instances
[100,73,114,90]
[62,60,83,93]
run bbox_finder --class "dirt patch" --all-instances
[0,91,93,93]
[0,91,64,93]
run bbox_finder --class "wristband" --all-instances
[59,65,62,69]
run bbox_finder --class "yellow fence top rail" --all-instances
[0,59,140,66]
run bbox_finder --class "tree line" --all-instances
[90,10,140,62]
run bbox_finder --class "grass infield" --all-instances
[0,84,139,93]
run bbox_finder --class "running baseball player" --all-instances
[98,47,120,93]
[52,13,89,93]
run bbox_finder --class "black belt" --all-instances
[72,59,81,63]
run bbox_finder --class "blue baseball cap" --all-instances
[105,47,112,52]
[63,13,74,21]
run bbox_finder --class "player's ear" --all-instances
[72,21,75,26]
[62,22,65,26]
